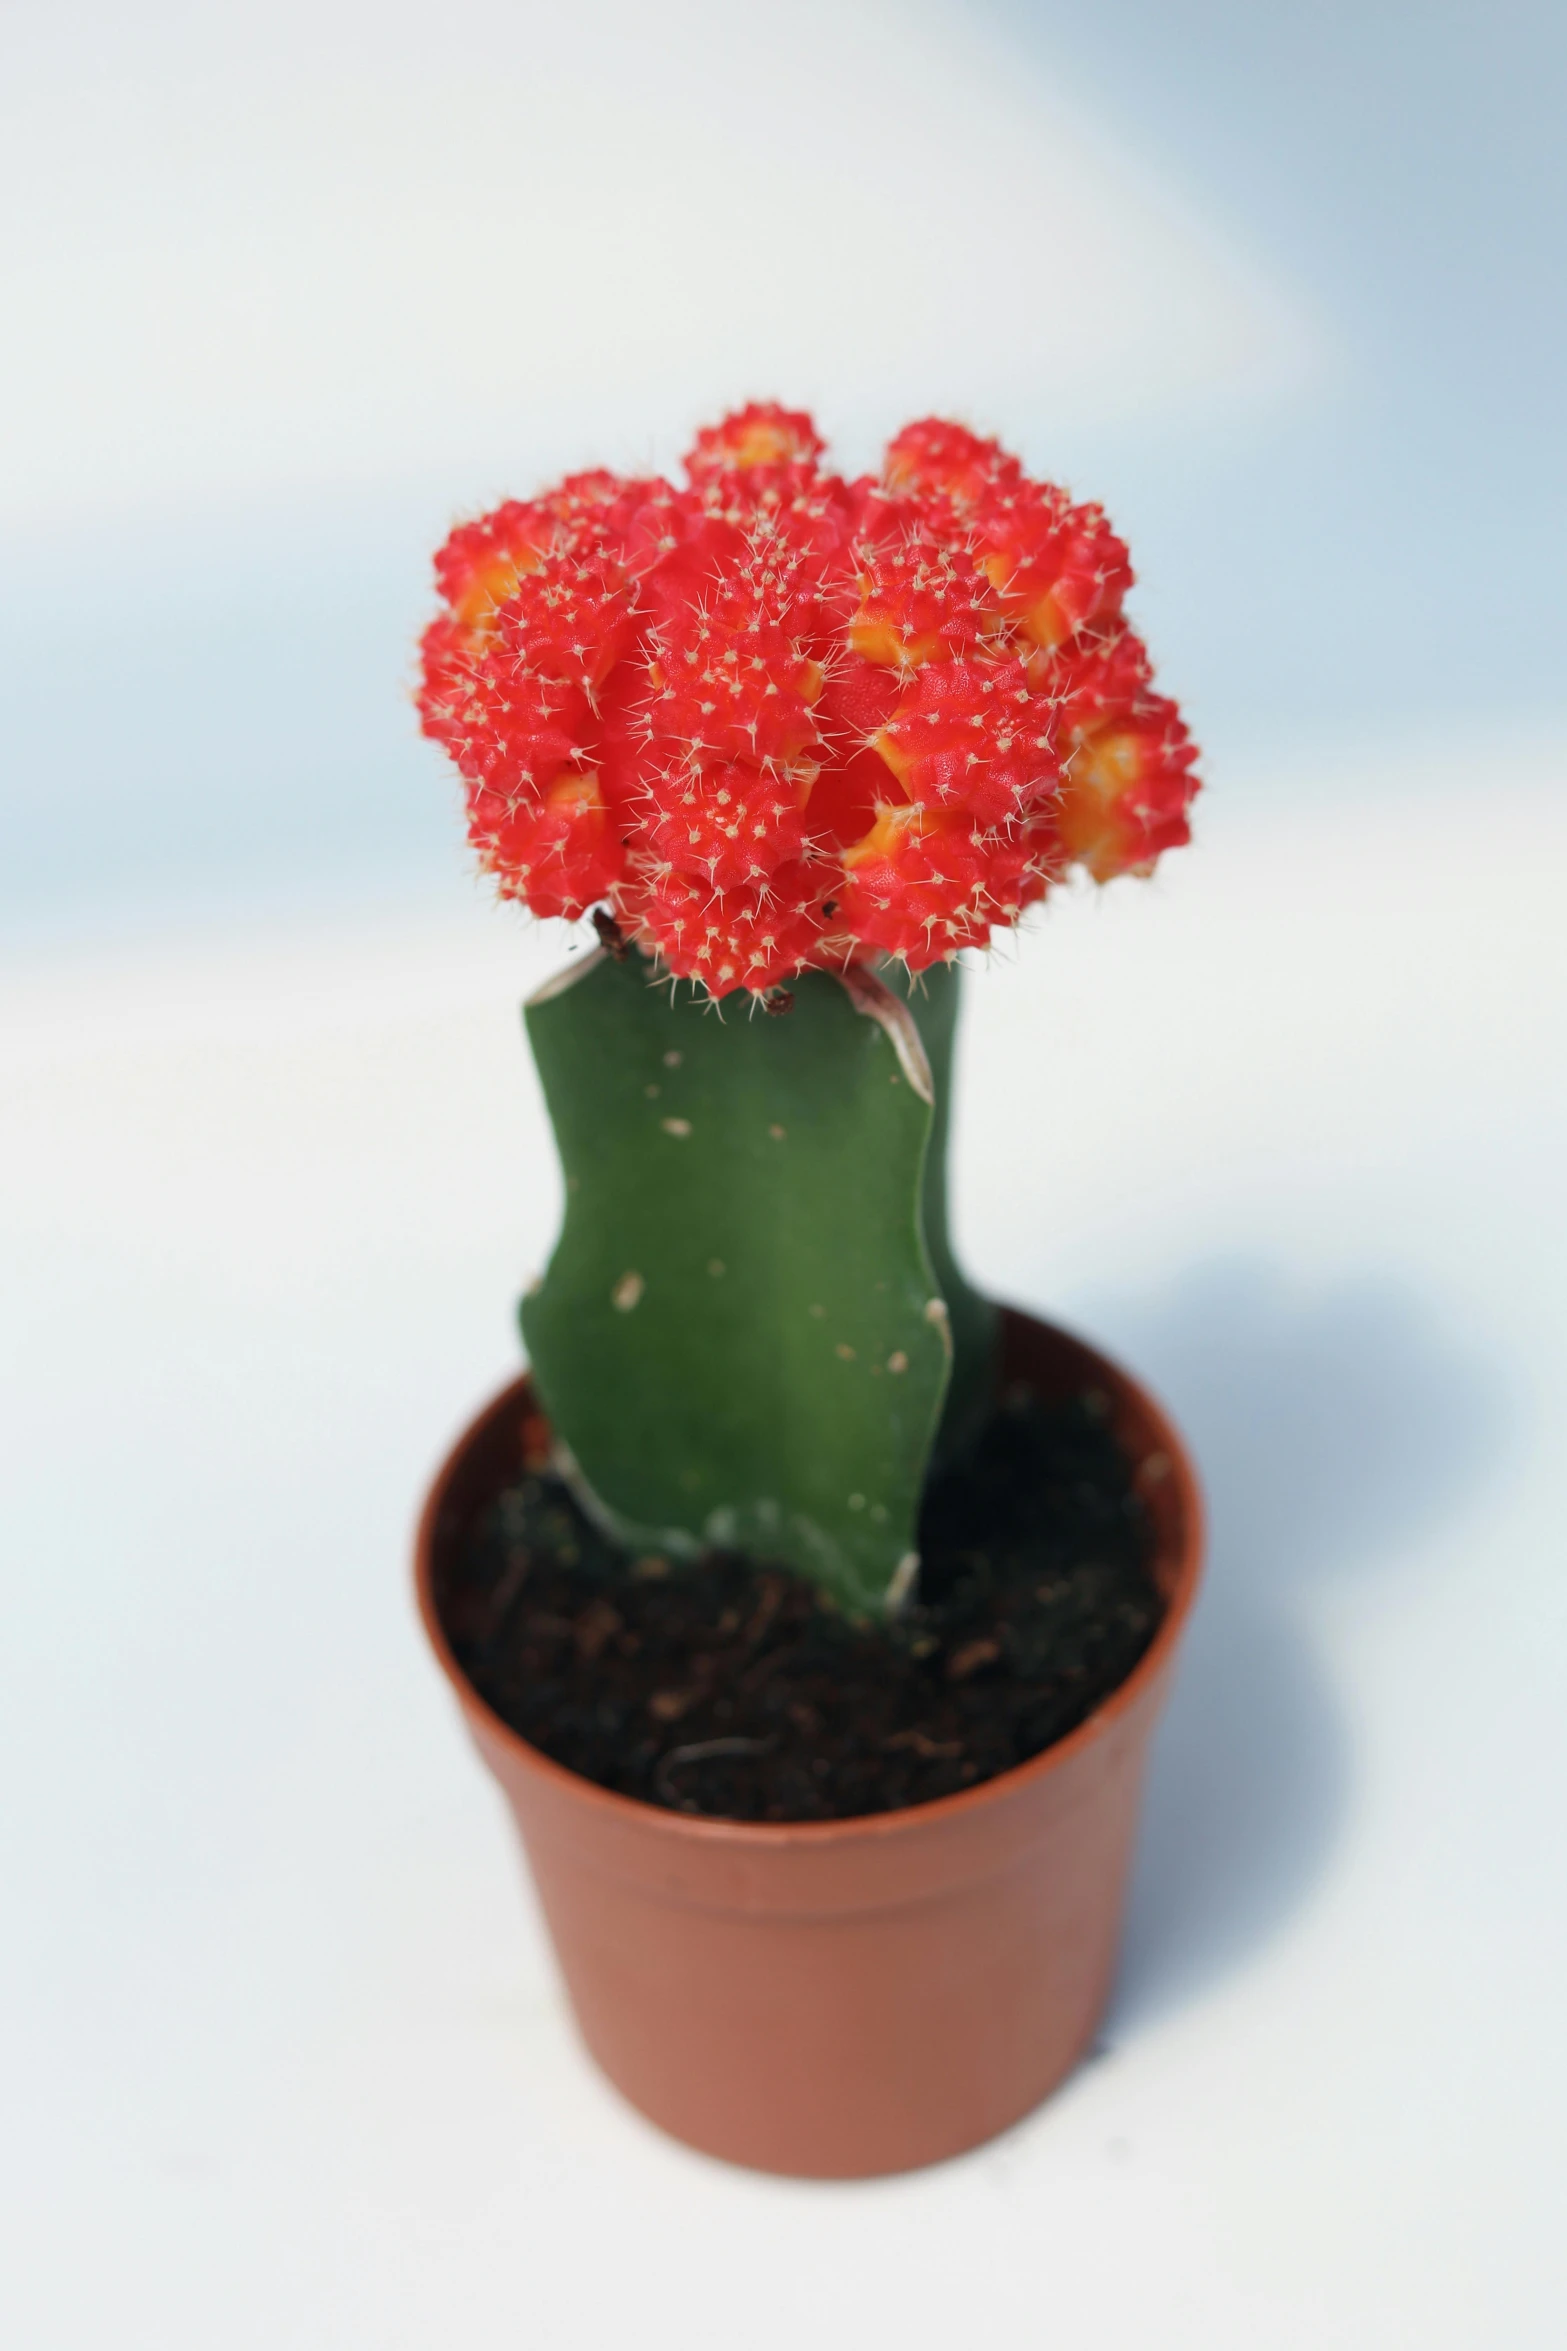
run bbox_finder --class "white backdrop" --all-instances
[3,4,1565,2344]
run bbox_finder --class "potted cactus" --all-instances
[414,405,1205,2177]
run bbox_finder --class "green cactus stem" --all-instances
[520,949,996,1616]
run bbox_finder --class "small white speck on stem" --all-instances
[884,1552,920,1614]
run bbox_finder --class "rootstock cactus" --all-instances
[418,407,1200,1611]
[418,404,1198,996]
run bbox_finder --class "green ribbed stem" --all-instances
[520,947,996,1616]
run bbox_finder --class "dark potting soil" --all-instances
[438,1381,1165,1822]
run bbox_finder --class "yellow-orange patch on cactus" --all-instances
[451,549,542,632]
[848,538,994,672]
[977,496,1132,652]
[474,768,622,921]
[685,403,826,478]
[838,803,1047,971]
[840,799,927,872]
[1057,716,1198,882]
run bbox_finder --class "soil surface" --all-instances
[438,1380,1164,1821]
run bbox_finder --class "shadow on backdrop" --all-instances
[1071,1261,1510,2030]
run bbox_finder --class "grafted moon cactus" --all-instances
[418,403,1198,995]
[419,406,1200,1610]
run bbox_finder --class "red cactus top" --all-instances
[418,404,1199,998]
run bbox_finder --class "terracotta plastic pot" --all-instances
[415,1307,1202,2178]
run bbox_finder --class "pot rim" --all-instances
[414,1307,1204,1853]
